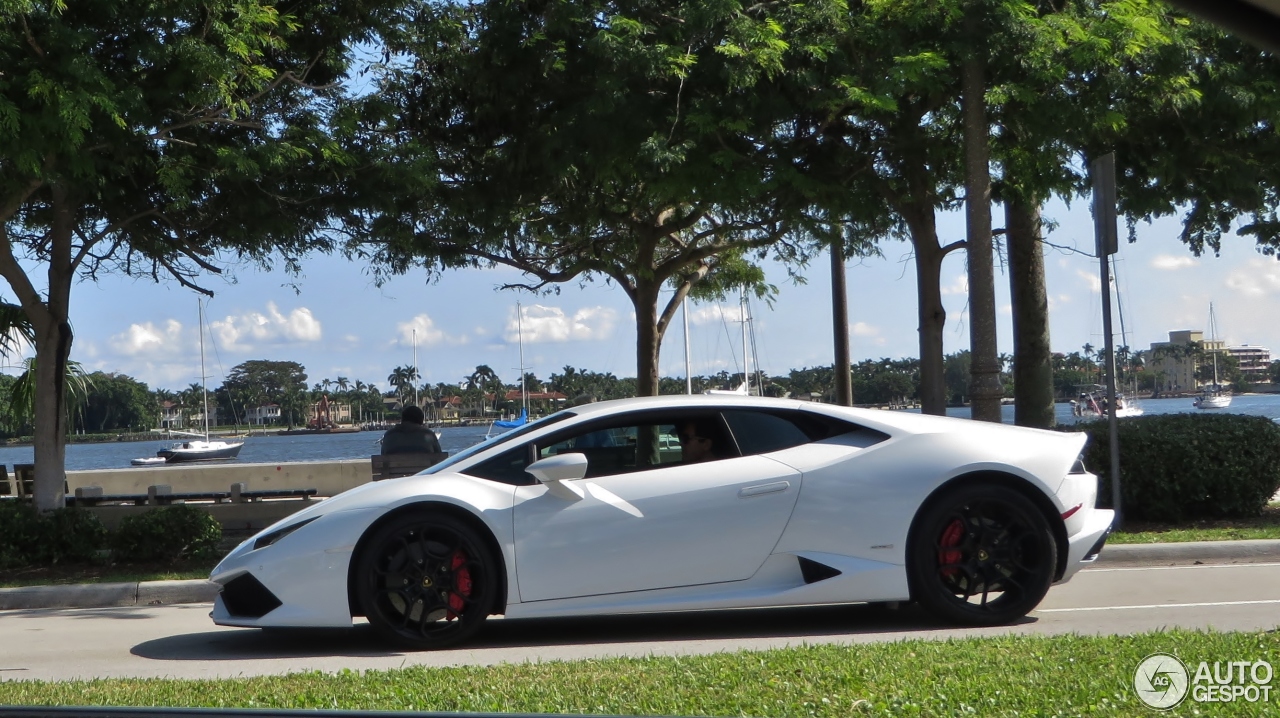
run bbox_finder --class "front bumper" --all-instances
[209,507,381,628]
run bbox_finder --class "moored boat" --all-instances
[156,438,244,462]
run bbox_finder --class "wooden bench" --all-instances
[371,452,448,481]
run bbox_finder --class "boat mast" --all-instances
[683,298,692,395]
[517,302,527,415]
[1210,302,1220,389]
[198,298,209,441]
[740,288,750,395]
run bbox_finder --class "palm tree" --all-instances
[469,365,501,414]
[387,365,419,407]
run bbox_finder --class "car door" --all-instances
[511,412,802,602]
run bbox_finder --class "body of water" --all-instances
[4,394,1279,472]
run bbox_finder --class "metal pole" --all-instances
[1091,153,1123,527]
[198,298,209,440]
[412,328,419,407]
[683,298,692,395]
[740,289,749,395]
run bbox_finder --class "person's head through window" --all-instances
[677,417,721,463]
[402,405,425,425]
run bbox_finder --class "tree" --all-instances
[354,0,847,397]
[1,0,397,511]
[220,360,308,426]
[75,372,152,433]
[468,365,501,415]
[386,365,418,406]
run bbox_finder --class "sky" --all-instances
[6,197,1278,394]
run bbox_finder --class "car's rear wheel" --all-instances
[355,511,496,649]
[908,484,1056,626]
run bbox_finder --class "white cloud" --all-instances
[109,320,185,357]
[512,304,619,342]
[209,302,322,351]
[688,304,746,326]
[940,275,969,296]
[999,303,1013,316]
[1225,258,1280,297]
[848,321,888,346]
[1151,254,1199,271]
[1076,269,1102,293]
[394,314,465,348]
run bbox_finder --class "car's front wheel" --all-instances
[908,484,1056,626]
[355,511,496,649]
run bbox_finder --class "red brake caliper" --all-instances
[446,550,472,620]
[938,519,965,578]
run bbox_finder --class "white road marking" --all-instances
[1039,599,1280,613]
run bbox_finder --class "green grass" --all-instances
[0,559,217,588]
[0,630,1277,716]
[1110,505,1280,544]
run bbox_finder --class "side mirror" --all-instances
[526,453,589,501]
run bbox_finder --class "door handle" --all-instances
[738,481,790,498]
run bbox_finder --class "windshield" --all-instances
[421,410,575,473]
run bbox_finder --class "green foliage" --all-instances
[111,505,223,564]
[0,503,106,568]
[1069,414,1280,522]
[75,372,153,433]
[356,0,855,395]
[0,501,45,569]
[218,359,308,426]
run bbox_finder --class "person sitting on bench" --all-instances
[380,405,442,454]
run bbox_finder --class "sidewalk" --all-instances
[4,539,1279,612]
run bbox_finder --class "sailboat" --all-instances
[136,300,245,464]
[1194,303,1232,410]
[704,289,756,396]
[486,304,530,438]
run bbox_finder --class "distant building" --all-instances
[1228,345,1272,383]
[159,401,185,429]
[1149,329,1226,391]
[246,404,281,425]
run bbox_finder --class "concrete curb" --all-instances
[4,539,1279,611]
[0,579,219,611]
[1094,538,1280,565]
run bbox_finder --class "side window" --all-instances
[537,422,686,478]
[721,410,815,455]
[464,446,535,485]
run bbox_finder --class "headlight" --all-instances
[253,517,318,550]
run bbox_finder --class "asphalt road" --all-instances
[4,561,1280,682]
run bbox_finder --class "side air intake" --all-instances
[798,556,842,584]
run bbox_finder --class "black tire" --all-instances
[907,484,1057,626]
[354,511,497,649]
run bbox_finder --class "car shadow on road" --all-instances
[131,603,1038,661]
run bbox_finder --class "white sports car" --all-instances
[210,395,1113,649]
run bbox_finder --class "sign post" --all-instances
[1091,153,1123,528]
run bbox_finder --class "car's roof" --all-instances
[564,394,808,418]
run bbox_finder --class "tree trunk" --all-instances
[831,242,853,406]
[633,284,662,397]
[962,44,1003,423]
[908,212,948,416]
[1006,196,1056,428]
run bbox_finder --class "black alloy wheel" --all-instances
[355,511,496,649]
[908,484,1057,626]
